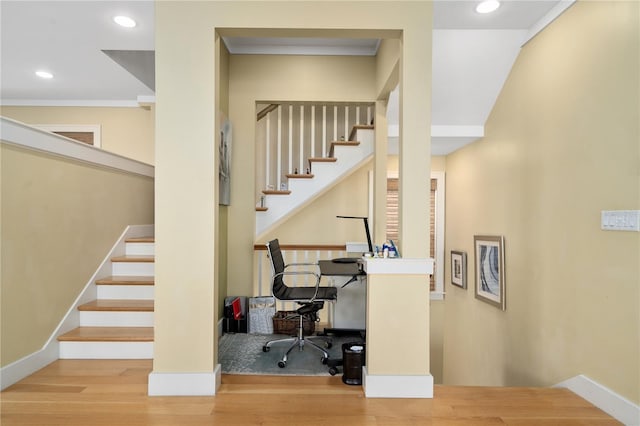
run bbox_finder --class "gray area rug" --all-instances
[219,332,364,376]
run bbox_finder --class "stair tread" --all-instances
[285,173,314,179]
[125,236,154,243]
[78,299,154,312]
[57,327,154,342]
[111,255,154,263]
[96,276,154,285]
[262,190,291,195]
[308,157,336,162]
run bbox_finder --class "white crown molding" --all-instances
[523,0,576,46]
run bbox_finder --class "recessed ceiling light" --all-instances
[113,15,136,28]
[35,70,53,79]
[476,0,500,14]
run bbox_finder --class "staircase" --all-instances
[57,237,155,359]
[256,124,374,238]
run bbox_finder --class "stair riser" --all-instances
[79,311,154,327]
[59,342,153,359]
[125,242,155,256]
[97,285,154,300]
[112,262,154,276]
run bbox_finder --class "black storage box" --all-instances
[223,317,248,333]
[223,296,248,333]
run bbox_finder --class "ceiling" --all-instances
[0,1,573,154]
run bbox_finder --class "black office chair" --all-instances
[262,239,337,368]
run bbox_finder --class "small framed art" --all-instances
[474,235,506,310]
[450,251,467,289]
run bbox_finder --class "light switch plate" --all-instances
[601,210,640,231]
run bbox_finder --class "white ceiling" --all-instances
[0,1,574,154]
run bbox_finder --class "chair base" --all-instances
[262,308,333,368]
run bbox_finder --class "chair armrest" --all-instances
[274,270,321,301]
[284,262,318,268]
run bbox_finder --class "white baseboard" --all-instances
[555,375,640,425]
[0,343,59,390]
[148,364,221,396]
[362,367,433,398]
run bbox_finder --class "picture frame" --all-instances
[474,235,506,310]
[450,251,467,289]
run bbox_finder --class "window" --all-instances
[386,172,445,299]
[34,124,102,148]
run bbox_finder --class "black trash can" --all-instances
[342,342,366,385]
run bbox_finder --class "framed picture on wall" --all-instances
[450,251,467,289]
[474,235,506,310]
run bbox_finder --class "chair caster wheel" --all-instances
[329,367,338,376]
[326,342,333,349]
[322,357,328,365]
[278,361,286,368]
[263,346,270,352]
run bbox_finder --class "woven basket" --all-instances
[272,311,315,336]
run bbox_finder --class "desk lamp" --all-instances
[336,215,374,258]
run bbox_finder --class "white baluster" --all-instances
[333,105,338,144]
[311,105,316,162]
[356,105,361,125]
[367,105,372,126]
[322,105,327,158]
[344,105,349,140]
[257,252,263,296]
[277,105,282,190]
[265,111,270,189]
[288,104,293,176]
[299,104,304,174]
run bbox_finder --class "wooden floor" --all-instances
[1,359,620,425]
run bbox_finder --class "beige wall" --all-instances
[0,143,154,366]
[442,1,639,403]
[0,106,155,165]
[155,0,432,377]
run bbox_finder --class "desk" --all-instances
[318,260,366,332]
